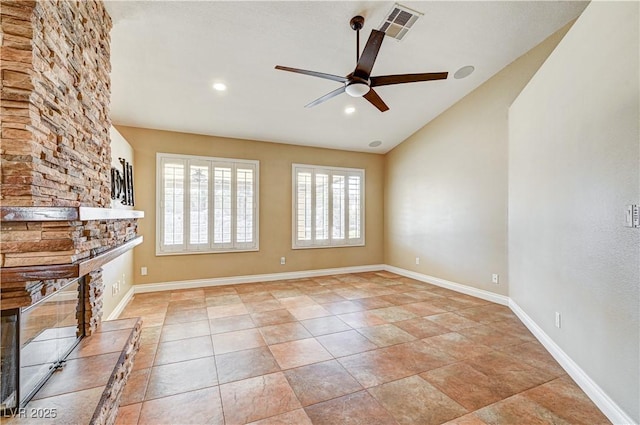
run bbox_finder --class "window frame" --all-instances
[292,163,365,250]
[156,152,259,256]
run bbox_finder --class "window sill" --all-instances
[292,243,365,250]
[155,247,259,256]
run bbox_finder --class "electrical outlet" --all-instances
[555,312,561,328]
[280,257,286,265]
[492,273,499,284]
[415,257,420,265]
[141,266,148,276]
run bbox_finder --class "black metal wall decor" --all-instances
[111,158,135,206]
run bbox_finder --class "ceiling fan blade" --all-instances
[354,30,385,79]
[275,65,347,83]
[363,88,389,112]
[370,72,448,87]
[305,86,346,108]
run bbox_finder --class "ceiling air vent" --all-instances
[377,3,423,41]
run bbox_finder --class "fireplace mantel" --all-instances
[1,205,144,285]
[1,207,144,222]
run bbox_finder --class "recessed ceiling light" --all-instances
[344,106,356,114]
[454,66,475,79]
[212,82,227,91]
[369,140,382,148]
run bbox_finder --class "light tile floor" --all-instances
[114,271,610,425]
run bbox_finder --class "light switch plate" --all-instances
[625,205,639,228]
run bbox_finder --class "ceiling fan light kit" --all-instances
[275,14,448,112]
[345,82,370,97]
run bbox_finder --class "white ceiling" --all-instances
[105,1,587,153]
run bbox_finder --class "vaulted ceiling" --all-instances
[105,1,587,153]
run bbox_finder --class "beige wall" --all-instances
[383,22,573,296]
[102,127,136,318]
[509,2,639,421]
[116,126,384,285]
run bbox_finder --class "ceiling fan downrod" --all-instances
[350,15,365,64]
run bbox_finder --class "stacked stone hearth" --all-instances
[1,1,140,422]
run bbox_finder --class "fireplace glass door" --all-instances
[0,278,84,413]
[1,310,19,411]
[20,278,83,405]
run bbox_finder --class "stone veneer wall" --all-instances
[1,0,134,340]
[1,0,112,207]
[1,218,137,315]
[1,218,137,269]
[1,0,117,265]
[1,0,121,272]
[83,269,104,335]
[0,4,139,419]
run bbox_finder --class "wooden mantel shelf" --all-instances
[1,236,143,283]
[0,206,144,222]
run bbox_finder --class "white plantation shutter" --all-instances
[296,170,312,243]
[292,164,365,249]
[332,174,346,242]
[315,173,329,242]
[348,175,361,239]
[161,158,186,252]
[213,164,232,248]
[236,166,255,247]
[157,153,259,254]
[189,162,209,249]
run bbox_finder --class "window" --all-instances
[157,153,258,254]
[293,164,364,249]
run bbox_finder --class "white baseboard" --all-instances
[106,286,134,321]
[383,265,509,306]
[133,264,385,294]
[509,300,636,425]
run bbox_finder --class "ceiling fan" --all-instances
[275,15,448,112]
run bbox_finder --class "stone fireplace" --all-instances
[0,207,142,412]
[1,0,142,419]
